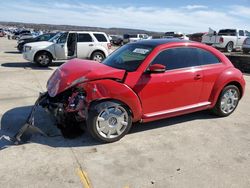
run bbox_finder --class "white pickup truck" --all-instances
[202,29,250,52]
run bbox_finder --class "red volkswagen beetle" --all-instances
[41,39,245,142]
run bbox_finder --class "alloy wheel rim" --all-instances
[228,43,233,52]
[220,88,239,114]
[96,106,129,139]
[38,55,49,65]
[93,54,103,62]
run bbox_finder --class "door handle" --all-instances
[89,44,94,46]
[61,44,64,48]
[194,74,202,80]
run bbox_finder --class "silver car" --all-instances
[243,37,250,54]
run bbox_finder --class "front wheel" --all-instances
[211,85,240,117]
[34,52,52,67]
[87,101,132,143]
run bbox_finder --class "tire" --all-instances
[17,44,23,52]
[91,51,105,63]
[211,85,240,117]
[34,51,52,67]
[87,101,132,143]
[243,49,250,54]
[225,42,234,53]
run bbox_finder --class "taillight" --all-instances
[107,43,112,49]
[219,37,224,43]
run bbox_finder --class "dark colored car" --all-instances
[110,35,124,46]
[17,33,57,52]
[189,32,206,42]
[242,37,250,54]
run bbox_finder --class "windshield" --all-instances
[102,44,153,72]
[48,32,63,42]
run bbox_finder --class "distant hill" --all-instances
[0,21,163,36]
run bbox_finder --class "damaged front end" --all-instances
[14,87,88,144]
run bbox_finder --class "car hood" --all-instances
[47,59,126,97]
[24,41,53,48]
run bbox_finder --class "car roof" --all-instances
[134,38,192,47]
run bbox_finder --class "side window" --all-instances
[197,48,220,65]
[93,33,107,42]
[57,32,68,43]
[151,48,200,70]
[78,33,93,42]
[239,30,244,36]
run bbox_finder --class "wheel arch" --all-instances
[90,49,106,59]
[82,79,143,122]
[209,68,245,107]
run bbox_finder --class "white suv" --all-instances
[23,31,112,66]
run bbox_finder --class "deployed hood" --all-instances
[47,59,126,97]
[24,41,53,48]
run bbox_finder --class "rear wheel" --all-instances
[34,52,52,67]
[87,101,132,143]
[91,51,105,62]
[211,85,240,117]
[243,49,250,54]
[225,41,234,53]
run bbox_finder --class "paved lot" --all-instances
[0,37,250,188]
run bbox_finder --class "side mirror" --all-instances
[148,64,166,73]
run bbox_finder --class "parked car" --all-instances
[189,32,206,42]
[242,38,250,54]
[23,31,112,66]
[202,29,250,52]
[164,32,189,40]
[123,34,149,44]
[0,29,5,37]
[17,33,34,40]
[12,30,31,40]
[110,35,124,46]
[37,39,245,142]
[17,33,57,52]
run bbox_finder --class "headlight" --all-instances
[47,69,61,97]
[24,46,32,52]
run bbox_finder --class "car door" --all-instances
[236,30,246,47]
[77,33,94,59]
[54,32,68,60]
[135,47,203,115]
[196,48,225,102]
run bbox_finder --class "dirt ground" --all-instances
[0,37,250,188]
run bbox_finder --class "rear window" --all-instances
[78,33,93,42]
[93,33,107,42]
[218,29,236,36]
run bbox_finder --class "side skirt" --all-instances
[141,102,211,123]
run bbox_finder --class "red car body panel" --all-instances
[47,41,245,123]
[47,59,126,97]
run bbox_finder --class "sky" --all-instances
[0,0,250,33]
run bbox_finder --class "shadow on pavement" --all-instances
[4,51,21,54]
[1,62,64,70]
[0,105,217,150]
[0,106,100,150]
